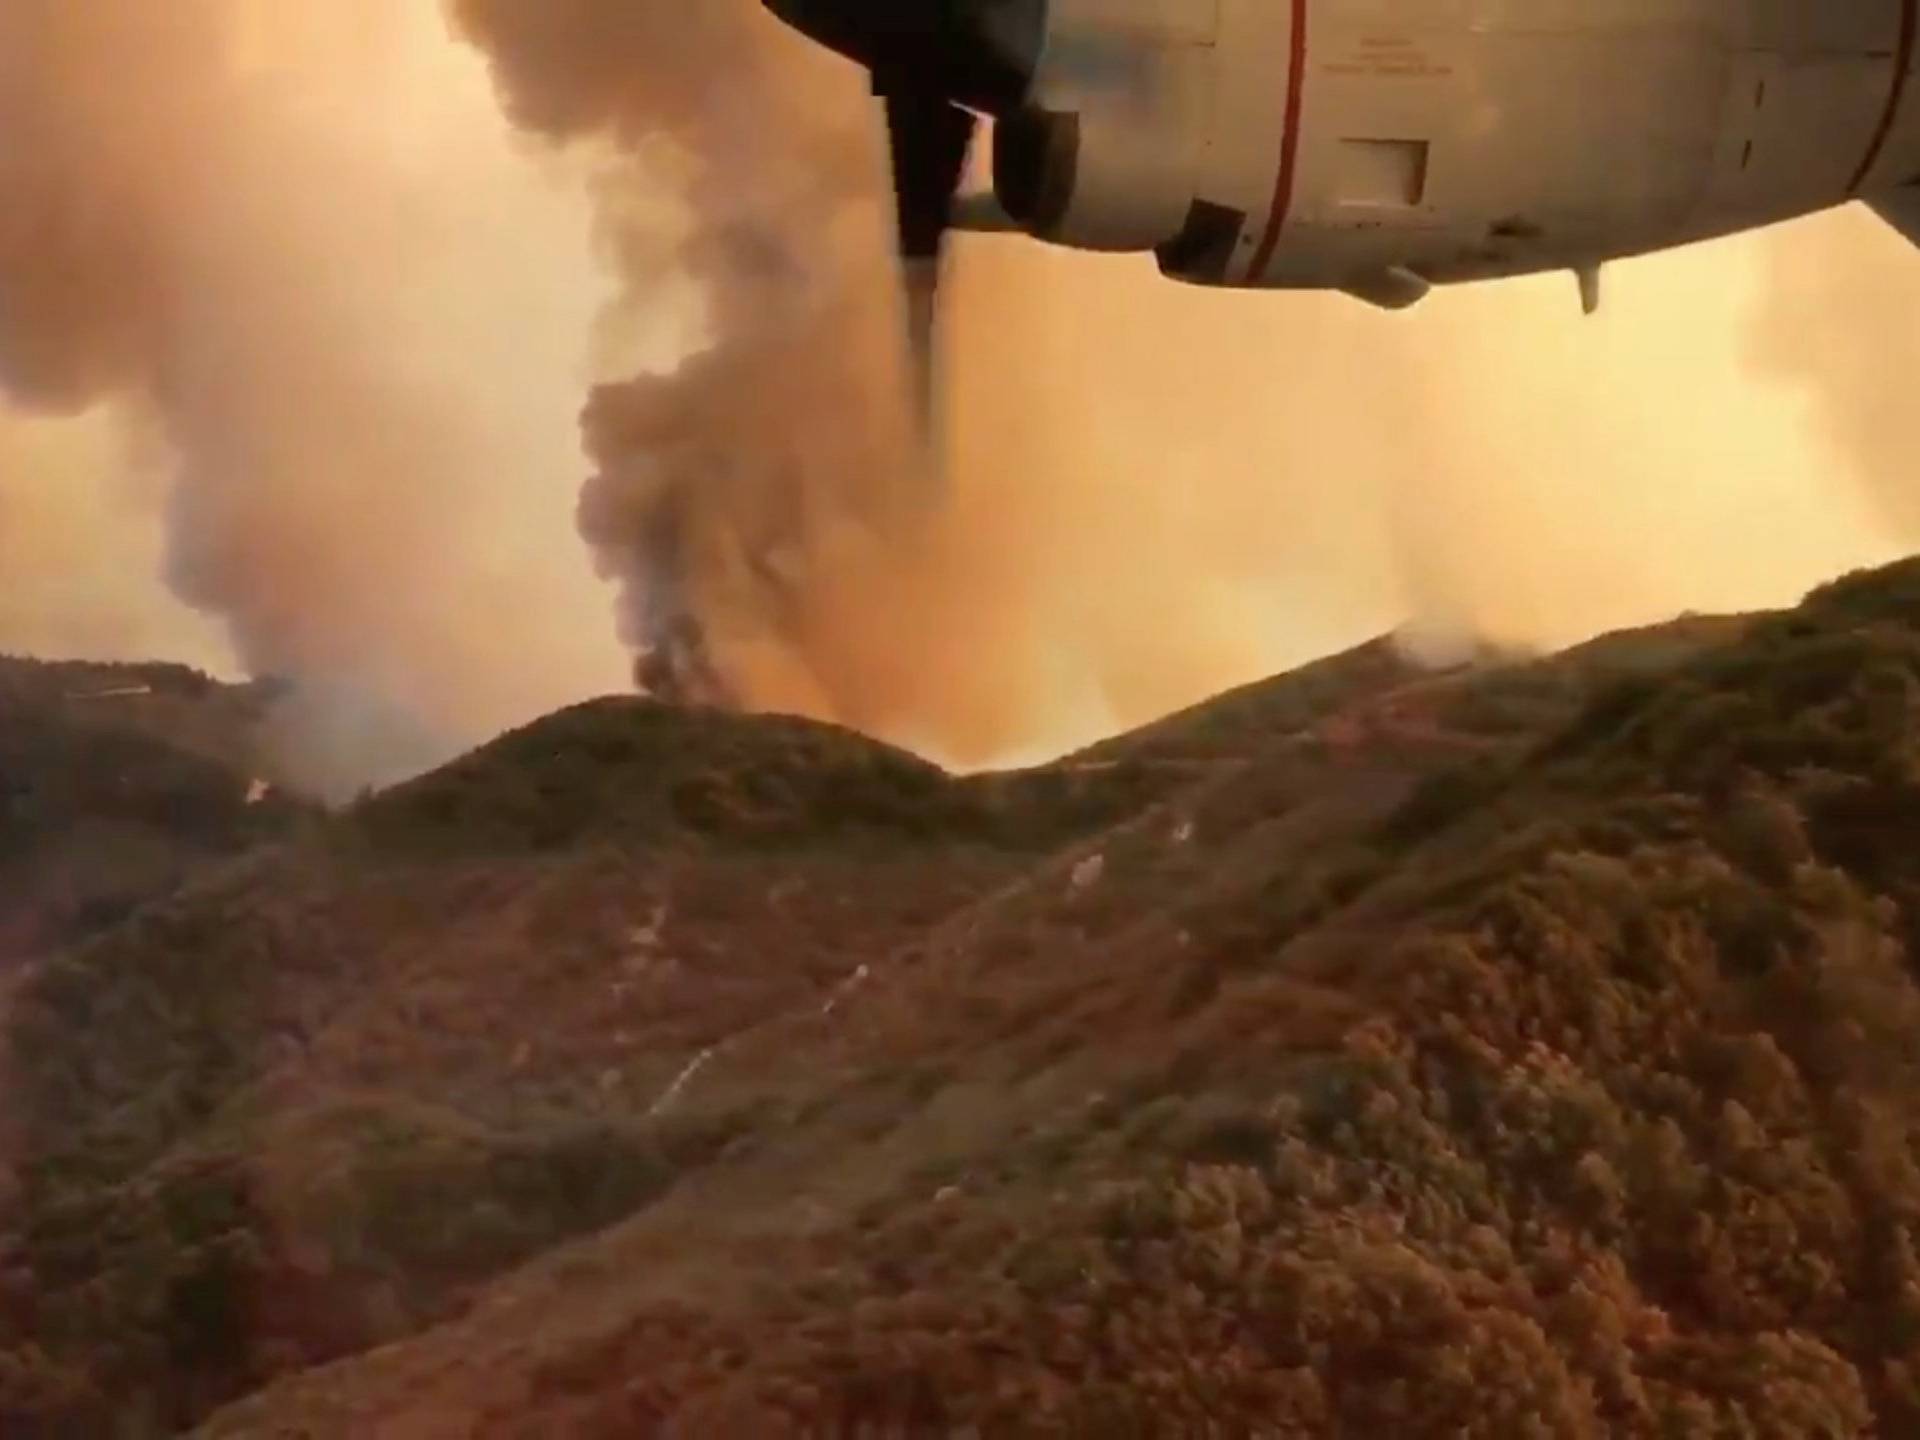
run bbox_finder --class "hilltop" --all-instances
[5,564,1920,1436]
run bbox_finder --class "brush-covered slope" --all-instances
[0,659,309,967]
[7,564,1920,1437]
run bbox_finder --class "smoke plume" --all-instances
[1748,202,1920,543]
[0,0,628,797]
[451,0,912,711]
[0,408,227,669]
[4,2,1908,790]
[455,0,1901,769]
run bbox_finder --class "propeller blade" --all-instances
[883,88,977,263]
[763,0,1044,115]
[758,0,1045,462]
[882,89,976,446]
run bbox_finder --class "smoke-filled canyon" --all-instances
[1,0,1914,788]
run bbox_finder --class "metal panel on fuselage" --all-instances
[1196,0,1301,283]
[1183,0,1918,292]
[1699,2,1917,229]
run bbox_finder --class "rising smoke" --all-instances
[451,0,913,712]
[454,0,1902,769]
[1,1,1910,791]
[1748,202,1920,542]
[0,0,628,797]
[0,407,228,669]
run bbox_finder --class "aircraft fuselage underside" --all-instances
[987,0,1920,304]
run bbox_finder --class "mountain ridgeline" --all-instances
[8,561,1920,1435]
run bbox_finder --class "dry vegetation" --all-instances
[7,564,1920,1436]
[0,659,306,966]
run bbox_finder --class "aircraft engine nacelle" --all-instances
[988,1,1216,253]
[992,98,1197,252]
[766,0,1920,313]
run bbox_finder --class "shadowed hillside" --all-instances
[7,564,1920,1436]
[0,660,313,969]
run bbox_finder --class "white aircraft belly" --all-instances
[1190,0,1920,293]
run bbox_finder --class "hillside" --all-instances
[0,659,311,969]
[5,565,1920,1435]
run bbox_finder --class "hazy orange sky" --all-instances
[0,0,1911,784]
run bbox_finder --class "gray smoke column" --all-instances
[454,0,915,711]
[0,0,627,798]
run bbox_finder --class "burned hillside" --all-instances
[6,561,1920,1435]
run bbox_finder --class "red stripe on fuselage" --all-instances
[1248,0,1310,282]
[1850,0,1919,194]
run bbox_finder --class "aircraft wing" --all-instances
[1869,186,1920,248]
